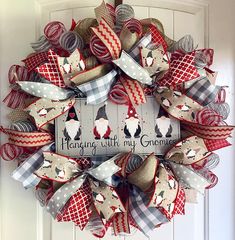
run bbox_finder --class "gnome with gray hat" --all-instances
[93,104,111,139]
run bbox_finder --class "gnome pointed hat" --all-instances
[157,107,169,118]
[126,104,138,119]
[95,105,108,120]
[63,57,69,65]
[147,50,153,58]
[66,106,78,121]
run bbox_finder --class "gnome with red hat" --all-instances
[64,106,81,141]
[93,104,111,139]
[124,104,141,138]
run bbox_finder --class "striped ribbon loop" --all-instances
[44,21,66,48]
[90,35,113,63]
[8,65,36,84]
[31,35,52,52]
[115,4,134,27]
[195,108,223,126]
[207,102,230,120]
[10,120,37,132]
[123,18,142,37]
[3,89,31,109]
[109,79,130,105]
[0,127,54,147]
[91,18,121,60]
[0,143,24,161]
[59,31,84,53]
[169,35,194,53]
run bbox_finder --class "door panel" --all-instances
[0,1,208,240]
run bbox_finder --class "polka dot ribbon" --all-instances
[44,153,122,219]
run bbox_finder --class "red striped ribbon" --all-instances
[0,143,24,161]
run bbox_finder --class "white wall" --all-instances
[208,1,235,240]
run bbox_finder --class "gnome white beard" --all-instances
[125,118,139,136]
[156,117,171,136]
[95,119,109,138]
[65,120,80,140]
[63,64,71,74]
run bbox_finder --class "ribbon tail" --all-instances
[169,162,211,194]
[46,174,87,218]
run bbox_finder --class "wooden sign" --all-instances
[55,97,180,157]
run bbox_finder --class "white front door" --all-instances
[0,1,230,240]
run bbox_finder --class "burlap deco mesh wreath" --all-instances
[0,1,234,238]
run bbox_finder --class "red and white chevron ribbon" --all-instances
[91,18,121,60]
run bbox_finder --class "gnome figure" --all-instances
[155,107,172,138]
[62,57,72,74]
[145,51,154,67]
[93,105,111,139]
[124,104,141,138]
[63,106,81,141]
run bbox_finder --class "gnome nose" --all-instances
[69,113,75,118]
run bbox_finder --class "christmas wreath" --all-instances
[0,1,234,238]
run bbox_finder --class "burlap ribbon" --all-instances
[0,127,53,147]
[112,135,213,235]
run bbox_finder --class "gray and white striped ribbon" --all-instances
[10,120,37,132]
[59,31,84,53]
[31,35,52,52]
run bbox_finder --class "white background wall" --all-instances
[208,1,235,239]
[0,0,235,240]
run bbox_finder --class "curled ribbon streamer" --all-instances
[25,97,76,129]
[8,65,36,84]
[0,143,24,161]
[109,80,130,105]
[3,89,31,109]
[0,127,54,147]
[91,18,122,60]
[207,102,230,120]
[113,51,152,85]
[10,120,37,132]
[123,18,142,37]
[18,81,74,100]
[169,35,194,53]
[77,69,117,104]
[44,21,66,47]
[59,31,84,53]
[115,4,134,27]
[31,35,52,52]
[195,108,223,126]
[38,153,124,221]
[90,35,113,63]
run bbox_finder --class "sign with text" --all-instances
[55,97,180,157]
